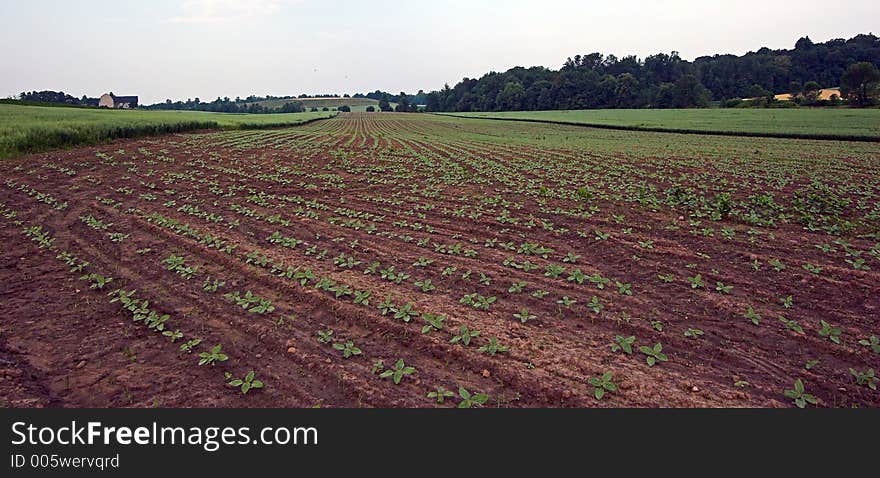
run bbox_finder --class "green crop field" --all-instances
[0,103,335,158]
[441,108,880,140]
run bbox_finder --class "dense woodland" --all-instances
[424,34,880,111]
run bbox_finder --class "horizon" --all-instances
[1,0,877,104]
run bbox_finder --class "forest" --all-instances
[424,34,880,111]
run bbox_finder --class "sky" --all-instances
[0,0,876,104]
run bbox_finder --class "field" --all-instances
[251,97,381,111]
[0,103,335,158]
[443,108,880,140]
[0,112,878,408]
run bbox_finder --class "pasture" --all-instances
[443,108,880,140]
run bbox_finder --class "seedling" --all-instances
[379,359,416,384]
[588,273,610,289]
[818,320,841,344]
[203,277,225,292]
[162,329,183,342]
[715,282,732,294]
[317,329,334,344]
[180,338,201,353]
[684,328,704,339]
[333,341,363,358]
[651,320,663,332]
[805,359,820,370]
[562,252,580,263]
[508,281,526,293]
[413,257,433,267]
[514,308,536,324]
[639,343,668,367]
[82,273,113,289]
[744,306,761,325]
[589,372,617,400]
[457,387,489,408]
[393,302,418,322]
[687,274,704,289]
[198,344,228,366]
[784,379,818,408]
[378,296,395,316]
[449,325,480,346]
[414,279,436,293]
[615,282,632,296]
[779,316,804,334]
[610,335,635,354]
[780,295,793,309]
[479,338,509,356]
[587,296,603,314]
[858,335,880,353]
[228,371,264,394]
[353,290,371,306]
[846,258,870,271]
[420,313,445,334]
[658,273,675,283]
[427,386,454,404]
[544,264,565,278]
[849,368,877,390]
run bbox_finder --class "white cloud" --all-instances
[163,0,293,24]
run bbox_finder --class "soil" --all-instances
[1,113,877,408]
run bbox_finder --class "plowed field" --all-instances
[1,113,878,408]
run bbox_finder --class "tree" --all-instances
[745,84,772,99]
[338,105,351,112]
[841,62,880,107]
[672,75,710,108]
[654,83,676,108]
[614,73,640,108]
[378,98,392,112]
[800,81,821,104]
[395,92,409,112]
[365,105,375,112]
[495,81,524,110]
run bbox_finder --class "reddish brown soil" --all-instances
[1,113,877,408]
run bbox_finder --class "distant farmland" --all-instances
[252,97,383,112]
[442,109,880,141]
[0,103,335,158]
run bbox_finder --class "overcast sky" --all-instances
[1,0,876,104]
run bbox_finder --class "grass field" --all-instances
[1,112,877,408]
[0,103,335,158]
[442,108,880,140]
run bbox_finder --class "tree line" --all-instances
[423,34,880,111]
[11,34,878,113]
[143,96,306,113]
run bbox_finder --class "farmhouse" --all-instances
[98,93,139,109]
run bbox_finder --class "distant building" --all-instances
[774,88,841,102]
[98,93,138,109]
